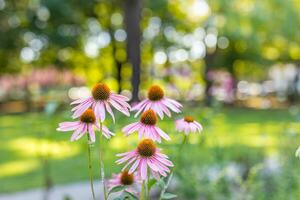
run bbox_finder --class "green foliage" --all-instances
[1,0,300,87]
[0,106,300,199]
[161,193,177,199]
[108,185,125,196]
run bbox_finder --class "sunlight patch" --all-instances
[9,138,80,159]
[0,160,38,178]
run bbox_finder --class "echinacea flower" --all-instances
[71,83,131,122]
[122,109,170,142]
[296,146,300,158]
[175,116,203,135]
[116,139,174,180]
[107,170,141,196]
[131,85,182,119]
[57,109,114,142]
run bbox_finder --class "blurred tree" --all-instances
[124,0,142,102]
[1,0,300,102]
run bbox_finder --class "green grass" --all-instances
[1,105,300,199]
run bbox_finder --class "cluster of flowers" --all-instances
[57,83,203,199]
[0,67,84,101]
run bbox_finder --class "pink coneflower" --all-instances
[107,170,141,196]
[116,139,174,180]
[57,109,114,142]
[122,109,170,142]
[131,85,182,119]
[175,116,203,135]
[71,83,130,122]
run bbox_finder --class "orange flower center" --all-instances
[137,139,156,157]
[80,109,96,123]
[184,116,194,123]
[92,83,110,100]
[148,85,164,101]
[120,170,134,185]
[140,109,157,125]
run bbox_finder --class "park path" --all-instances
[0,181,104,200]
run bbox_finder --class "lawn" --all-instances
[1,105,300,199]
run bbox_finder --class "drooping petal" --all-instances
[98,102,105,122]
[133,100,150,117]
[110,94,131,109]
[122,157,137,171]
[88,124,96,142]
[131,99,147,111]
[109,98,130,116]
[166,98,182,108]
[104,102,115,123]
[70,123,87,141]
[162,98,181,112]
[57,121,81,131]
[72,98,93,119]
[147,159,159,172]
[102,125,115,139]
[116,151,136,164]
[152,102,164,119]
[194,121,203,131]
[140,159,148,180]
[71,97,88,105]
[129,159,140,174]
[122,122,141,136]
[154,127,171,141]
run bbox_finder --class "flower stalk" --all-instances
[87,135,96,200]
[140,180,147,200]
[99,121,108,200]
[159,134,188,200]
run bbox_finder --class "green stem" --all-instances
[159,134,188,200]
[99,121,108,200]
[146,175,150,200]
[140,180,146,200]
[87,137,96,200]
[179,134,188,153]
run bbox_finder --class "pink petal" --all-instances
[109,98,130,116]
[166,98,182,107]
[102,125,115,139]
[72,99,93,118]
[140,159,148,180]
[131,99,147,111]
[70,123,86,141]
[104,102,115,123]
[122,122,140,135]
[147,159,159,172]
[111,93,130,101]
[129,159,140,174]
[162,99,181,113]
[153,102,164,119]
[155,127,171,141]
[88,124,96,142]
[122,157,137,171]
[71,97,89,105]
[133,100,149,117]
[57,121,81,131]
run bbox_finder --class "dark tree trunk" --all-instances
[204,51,216,106]
[108,28,123,94]
[124,0,141,102]
[116,60,122,93]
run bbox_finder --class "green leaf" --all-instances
[147,178,157,191]
[123,191,138,200]
[108,185,125,195]
[161,193,177,199]
[112,197,123,200]
[158,178,166,189]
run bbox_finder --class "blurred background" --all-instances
[1,0,300,199]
